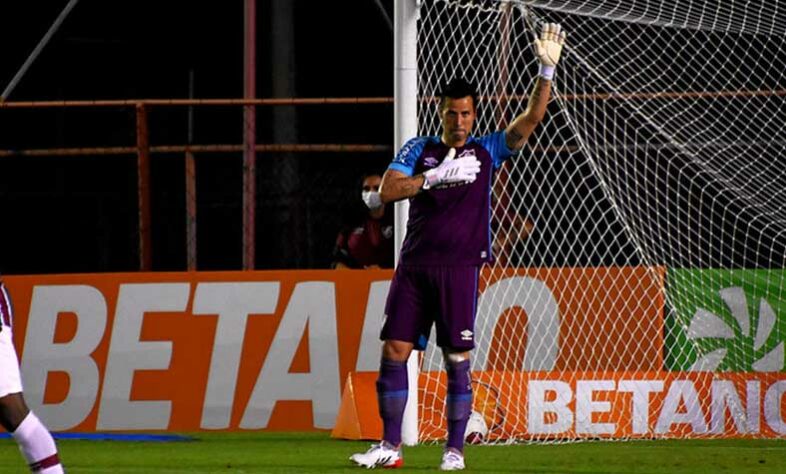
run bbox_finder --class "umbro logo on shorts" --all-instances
[461,329,473,341]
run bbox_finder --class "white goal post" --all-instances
[394,0,421,447]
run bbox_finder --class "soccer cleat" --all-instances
[350,442,403,469]
[439,449,465,471]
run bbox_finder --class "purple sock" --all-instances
[376,358,408,447]
[445,359,472,452]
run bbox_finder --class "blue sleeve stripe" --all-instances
[446,393,474,401]
[380,389,409,399]
[493,131,515,169]
[388,162,414,176]
[390,137,428,176]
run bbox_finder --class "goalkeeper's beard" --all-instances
[445,129,467,146]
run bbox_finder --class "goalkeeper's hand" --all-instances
[534,23,566,80]
[535,23,566,66]
[422,147,481,190]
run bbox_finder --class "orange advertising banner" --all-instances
[474,267,665,371]
[5,270,394,432]
[2,266,675,433]
[420,371,786,440]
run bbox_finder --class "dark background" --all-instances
[3,1,783,275]
[0,0,395,273]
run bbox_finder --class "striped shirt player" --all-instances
[351,23,567,471]
[0,280,65,473]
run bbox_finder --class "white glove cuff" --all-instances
[422,170,437,190]
[539,64,555,80]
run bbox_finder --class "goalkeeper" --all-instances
[351,23,566,471]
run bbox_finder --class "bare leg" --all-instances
[0,392,64,474]
[0,392,30,432]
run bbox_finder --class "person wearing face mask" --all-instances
[331,173,394,269]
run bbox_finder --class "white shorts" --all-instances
[0,327,23,398]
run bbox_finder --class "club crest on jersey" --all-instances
[423,156,439,168]
[458,149,477,159]
[461,329,473,341]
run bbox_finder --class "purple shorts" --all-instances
[381,265,480,351]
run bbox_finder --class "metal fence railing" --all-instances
[0,98,393,273]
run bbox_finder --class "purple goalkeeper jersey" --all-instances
[388,131,515,266]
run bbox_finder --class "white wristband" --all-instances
[422,170,436,190]
[539,64,555,80]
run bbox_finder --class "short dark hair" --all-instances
[358,172,382,188]
[438,77,478,110]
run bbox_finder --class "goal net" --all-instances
[415,0,786,442]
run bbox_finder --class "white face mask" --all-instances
[362,191,383,210]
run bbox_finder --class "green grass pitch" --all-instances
[1,432,784,473]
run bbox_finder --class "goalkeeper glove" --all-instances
[422,147,481,190]
[535,22,567,80]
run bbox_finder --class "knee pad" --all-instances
[443,350,469,366]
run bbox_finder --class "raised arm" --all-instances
[505,23,567,151]
[505,78,551,151]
